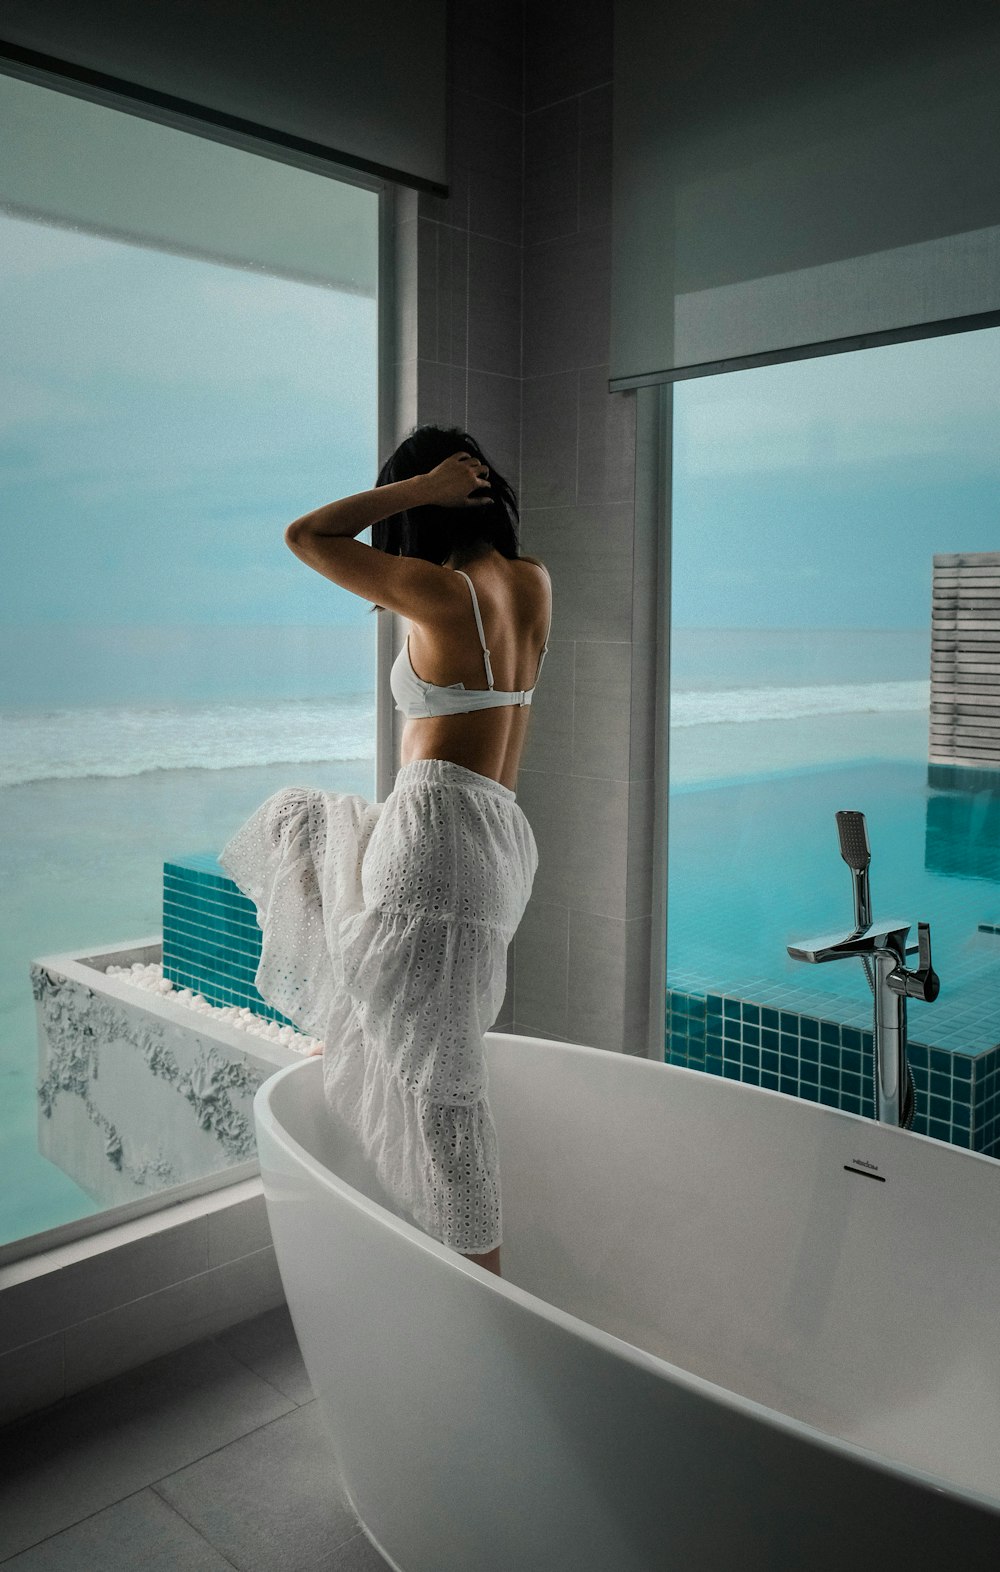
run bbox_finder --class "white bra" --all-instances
[389,568,551,718]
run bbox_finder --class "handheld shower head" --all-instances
[836,810,872,930]
[836,810,870,873]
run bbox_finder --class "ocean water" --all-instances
[0,684,379,1246]
[669,627,931,691]
[671,679,928,729]
[0,694,377,789]
[668,627,931,787]
[1,625,937,1246]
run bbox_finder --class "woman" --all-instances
[219,425,552,1278]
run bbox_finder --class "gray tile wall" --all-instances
[390,0,657,1054]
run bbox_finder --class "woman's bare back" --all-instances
[398,550,551,792]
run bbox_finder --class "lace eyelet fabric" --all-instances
[217,758,538,1255]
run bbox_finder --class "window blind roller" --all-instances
[611,0,1000,387]
[0,0,447,195]
[0,71,377,296]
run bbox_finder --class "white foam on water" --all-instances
[0,695,376,787]
[1,681,931,788]
[670,680,929,727]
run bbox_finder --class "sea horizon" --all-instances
[1,625,932,789]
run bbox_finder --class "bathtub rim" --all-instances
[254,1036,1000,1522]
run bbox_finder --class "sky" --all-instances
[1,206,999,674]
[0,210,378,631]
[672,327,1000,627]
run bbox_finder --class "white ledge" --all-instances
[1,938,300,1427]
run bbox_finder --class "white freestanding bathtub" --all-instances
[253,1033,1000,1571]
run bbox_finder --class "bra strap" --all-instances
[456,570,494,688]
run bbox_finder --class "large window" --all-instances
[666,328,1000,1153]
[0,73,380,1249]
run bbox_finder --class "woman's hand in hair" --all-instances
[420,451,493,508]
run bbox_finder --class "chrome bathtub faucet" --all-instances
[786,810,940,1128]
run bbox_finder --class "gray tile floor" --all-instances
[0,1307,393,1571]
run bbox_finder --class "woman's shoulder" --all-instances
[517,554,550,580]
[514,557,551,618]
[514,558,551,633]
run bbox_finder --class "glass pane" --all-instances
[0,79,379,1249]
[667,329,1000,1151]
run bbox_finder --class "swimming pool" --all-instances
[667,758,1000,1056]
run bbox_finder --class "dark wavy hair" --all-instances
[366,425,521,611]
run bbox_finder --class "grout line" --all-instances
[145,1487,245,1571]
[1,1348,314,1568]
[576,93,582,236]
[524,82,614,116]
[206,1335,310,1409]
[522,358,609,380]
[463,209,470,429]
[420,360,518,380]
[518,496,628,514]
[0,1485,235,1572]
[433,219,440,365]
[143,1383,308,1479]
[519,0,525,403]
[575,368,581,504]
[518,761,654,784]
[522,0,528,115]
[570,639,577,769]
[518,905,638,925]
[523,223,611,257]
[461,231,521,251]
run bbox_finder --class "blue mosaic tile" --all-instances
[162,854,298,1027]
[665,985,998,1159]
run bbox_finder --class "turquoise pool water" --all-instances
[667,759,1000,1054]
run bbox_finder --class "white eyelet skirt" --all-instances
[218,758,538,1255]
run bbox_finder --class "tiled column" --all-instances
[514,2,657,1057]
[387,0,526,1029]
[399,0,523,479]
[390,0,661,1053]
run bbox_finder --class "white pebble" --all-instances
[103,960,311,1052]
